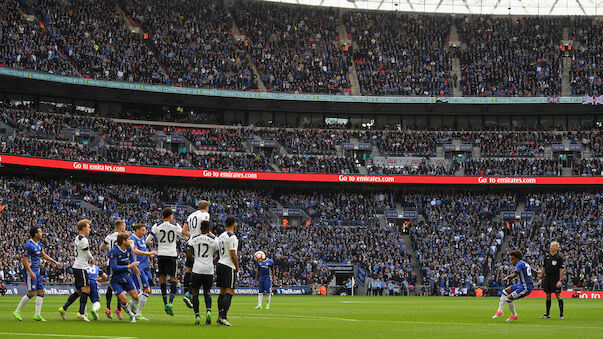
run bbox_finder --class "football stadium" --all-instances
[0,0,601,337]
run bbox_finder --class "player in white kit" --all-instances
[216,216,239,326]
[186,220,219,325]
[182,200,210,308]
[62,219,94,321]
[146,208,189,316]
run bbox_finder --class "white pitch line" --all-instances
[0,333,136,339]
[234,313,603,330]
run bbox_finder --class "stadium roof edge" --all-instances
[255,0,603,16]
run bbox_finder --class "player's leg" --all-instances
[89,283,101,321]
[32,290,45,321]
[191,273,201,324]
[124,276,138,323]
[169,276,178,305]
[63,291,81,310]
[13,272,37,321]
[135,270,150,320]
[31,273,46,321]
[158,256,169,307]
[183,257,193,309]
[506,286,530,322]
[543,291,552,318]
[116,289,135,323]
[219,266,235,325]
[105,265,114,318]
[78,270,91,318]
[60,270,84,319]
[105,284,114,317]
[266,278,272,309]
[202,275,212,325]
[493,287,511,318]
[160,275,168,305]
[555,292,564,319]
[256,277,264,309]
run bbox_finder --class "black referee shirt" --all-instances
[544,253,564,280]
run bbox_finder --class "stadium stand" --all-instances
[1,0,601,97]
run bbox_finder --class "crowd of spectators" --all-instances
[569,17,602,96]
[233,1,351,94]
[3,0,603,97]
[464,158,562,176]
[456,16,563,96]
[491,192,602,290]
[256,128,350,155]
[477,131,549,157]
[0,176,408,288]
[345,12,453,96]
[1,105,601,176]
[368,160,459,175]
[356,130,444,157]
[0,1,75,76]
[278,192,394,227]
[276,155,359,174]
[411,193,514,294]
[571,159,603,176]
[35,0,165,83]
[166,127,250,152]
[120,0,256,90]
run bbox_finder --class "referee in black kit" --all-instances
[537,241,565,319]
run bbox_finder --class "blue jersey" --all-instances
[130,234,149,269]
[86,265,103,283]
[258,258,274,279]
[109,245,134,280]
[515,260,534,289]
[24,240,42,273]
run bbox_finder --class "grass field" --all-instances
[0,295,601,338]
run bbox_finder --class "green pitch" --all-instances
[1,296,601,338]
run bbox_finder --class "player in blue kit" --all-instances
[12,226,63,321]
[109,232,141,323]
[492,249,537,322]
[86,264,108,320]
[130,224,157,321]
[255,255,274,310]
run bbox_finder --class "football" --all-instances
[254,250,266,261]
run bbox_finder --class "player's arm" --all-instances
[186,245,194,263]
[230,249,239,272]
[100,239,109,251]
[22,252,35,280]
[128,248,141,275]
[81,238,94,262]
[41,250,62,268]
[531,267,541,280]
[129,241,156,257]
[182,221,190,237]
[503,272,518,282]
[538,266,545,282]
[178,224,190,239]
[110,252,139,274]
[557,267,565,288]
[145,225,156,245]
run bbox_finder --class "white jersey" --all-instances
[103,232,119,265]
[188,234,219,275]
[186,210,210,238]
[73,235,93,269]
[217,231,238,270]
[149,222,183,257]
